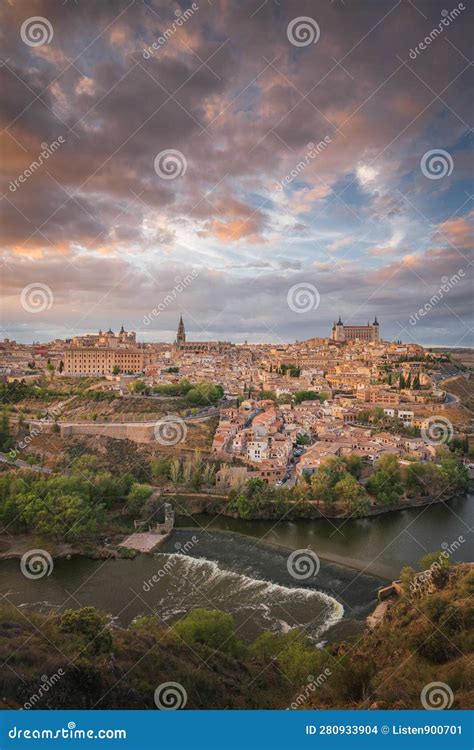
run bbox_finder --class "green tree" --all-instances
[334,474,370,515]
[342,454,362,479]
[173,608,240,655]
[310,457,347,508]
[60,607,112,654]
[0,410,14,452]
[127,483,153,517]
[366,455,403,507]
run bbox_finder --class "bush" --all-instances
[60,607,112,654]
[173,608,240,656]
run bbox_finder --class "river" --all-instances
[1,494,471,644]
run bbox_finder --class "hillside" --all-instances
[0,563,472,710]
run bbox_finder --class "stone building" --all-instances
[173,316,233,355]
[63,326,148,376]
[331,316,380,343]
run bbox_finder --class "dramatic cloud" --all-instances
[0,0,472,345]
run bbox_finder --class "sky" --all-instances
[0,0,473,346]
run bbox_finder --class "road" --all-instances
[0,452,52,473]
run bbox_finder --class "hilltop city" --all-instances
[1,316,471,492]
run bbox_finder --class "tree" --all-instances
[150,457,171,483]
[310,457,347,508]
[60,607,112,654]
[169,458,181,487]
[58,360,64,374]
[343,454,362,479]
[185,382,224,406]
[372,406,384,423]
[296,432,311,445]
[127,483,153,517]
[0,410,14,452]
[366,454,403,507]
[294,390,319,403]
[129,379,147,394]
[173,608,240,655]
[334,474,370,515]
[112,365,121,375]
[17,491,105,541]
[236,493,254,519]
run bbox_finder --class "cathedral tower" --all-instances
[176,315,186,345]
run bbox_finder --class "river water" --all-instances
[1,495,472,644]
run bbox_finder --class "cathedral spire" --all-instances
[176,314,186,345]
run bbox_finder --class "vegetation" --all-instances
[294,390,328,403]
[225,453,468,520]
[0,562,471,709]
[0,457,133,541]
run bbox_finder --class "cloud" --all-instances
[0,0,471,345]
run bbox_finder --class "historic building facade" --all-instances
[331,316,380,343]
[63,327,148,376]
[173,316,233,354]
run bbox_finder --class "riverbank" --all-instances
[163,487,470,521]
